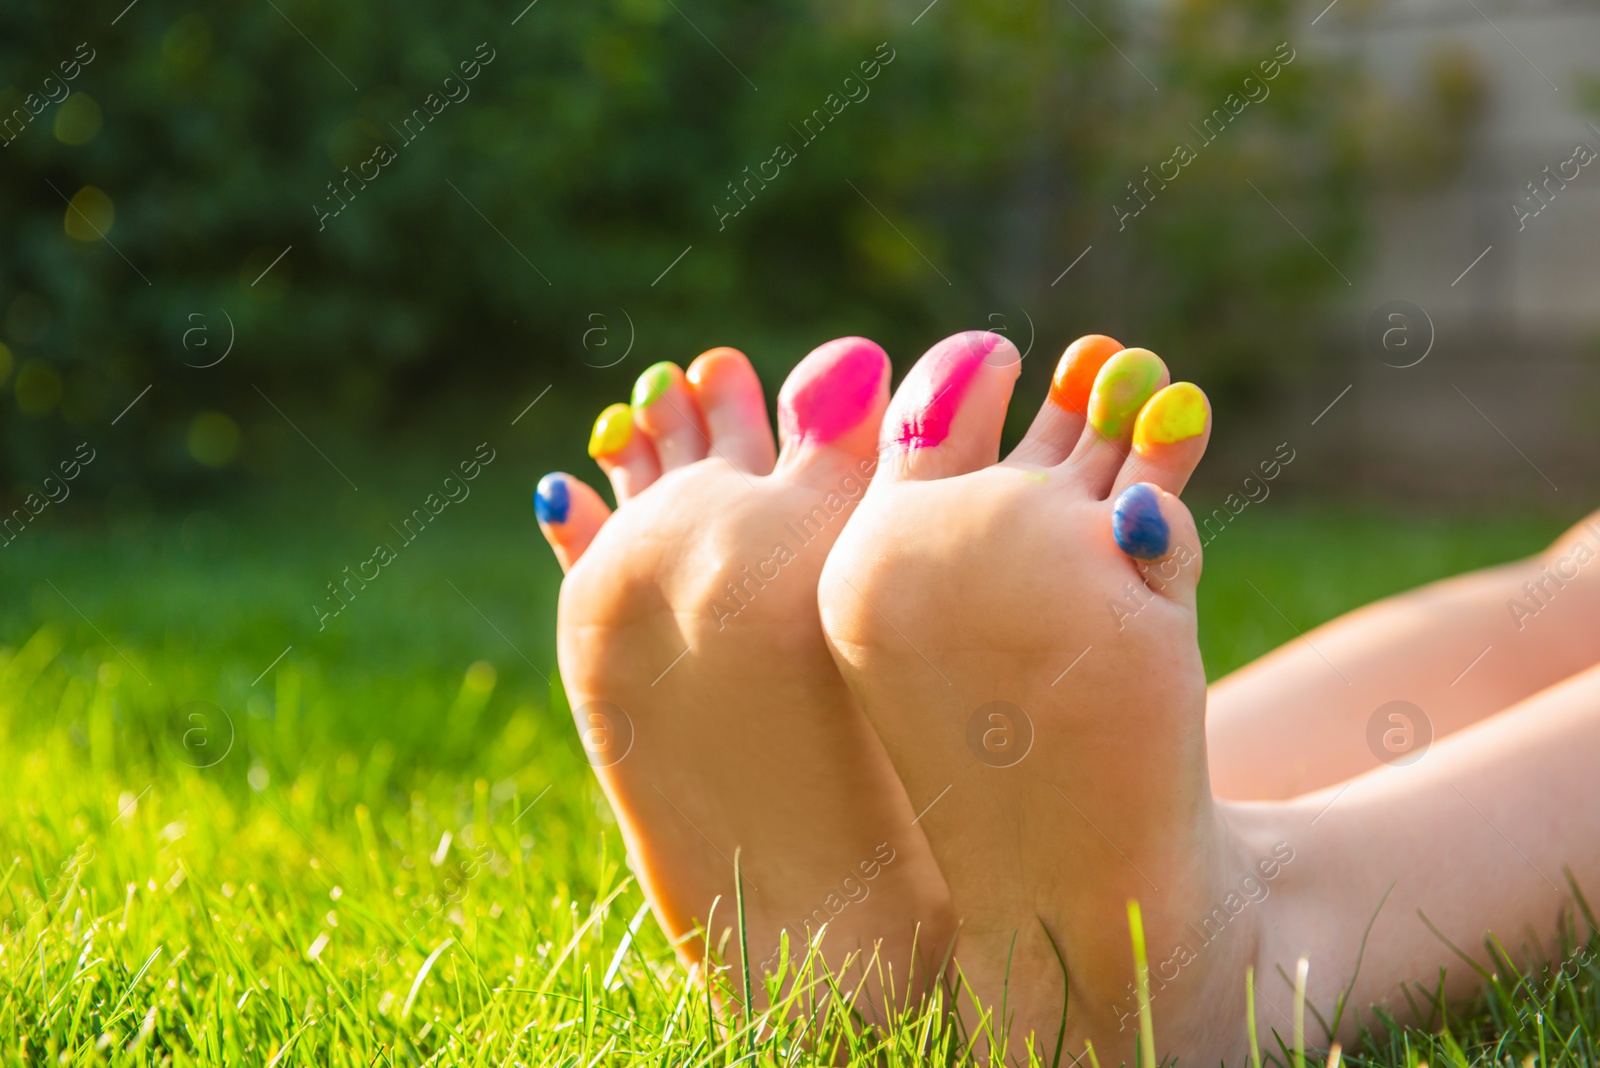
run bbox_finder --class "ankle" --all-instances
[1226,800,1359,1052]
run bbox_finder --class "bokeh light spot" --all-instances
[53,94,103,145]
[64,186,115,241]
[188,412,242,468]
[15,361,64,416]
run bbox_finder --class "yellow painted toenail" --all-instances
[588,402,634,458]
[631,361,678,410]
[1087,349,1164,440]
[1133,382,1208,454]
[1022,470,1049,483]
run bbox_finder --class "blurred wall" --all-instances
[1200,0,1600,503]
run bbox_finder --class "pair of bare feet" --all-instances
[535,330,1600,1064]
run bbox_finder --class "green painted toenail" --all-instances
[632,362,678,410]
[1088,349,1165,440]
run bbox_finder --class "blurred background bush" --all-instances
[1,0,1597,521]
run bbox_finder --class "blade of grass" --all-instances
[1330,880,1394,1040]
[1039,915,1071,1068]
[1248,964,1262,1068]
[1295,956,1309,1068]
[734,848,753,1050]
[402,938,454,1019]
[1127,899,1156,1068]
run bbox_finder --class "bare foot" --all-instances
[820,331,1255,1060]
[537,340,953,1009]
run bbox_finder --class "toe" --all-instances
[631,361,711,471]
[687,347,777,475]
[1008,334,1124,467]
[879,330,1022,482]
[1065,347,1169,497]
[589,402,661,503]
[775,336,891,487]
[1111,481,1202,605]
[536,473,611,571]
[1112,382,1212,498]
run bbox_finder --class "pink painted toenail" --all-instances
[886,331,1006,450]
[777,336,889,445]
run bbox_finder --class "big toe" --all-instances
[879,330,1022,482]
[774,335,891,488]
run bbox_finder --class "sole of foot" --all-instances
[820,330,1257,1062]
[537,339,954,1015]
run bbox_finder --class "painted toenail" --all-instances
[1088,348,1164,439]
[1133,382,1208,455]
[1112,483,1169,560]
[1049,334,1124,414]
[778,337,887,445]
[534,473,571,524]
[685,347,746,388]
[631,362,678,410]
[888,331,1006,450]
[588,403,634,458]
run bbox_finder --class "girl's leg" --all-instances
[1248,658,1600,1041]
[1209,510,1600,799]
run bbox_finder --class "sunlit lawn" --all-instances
[2,496,1594,1065]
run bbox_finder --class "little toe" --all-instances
[879,330,1022,482]
[1113,382,1212,498]
[631,361,711,471]
[775,336,890,486]
[1008,334,1124,467]
[1065,347,1169,497]
[686,347,777,475]
[588,402,661,503]
[1111,481,1202,604]
[536,472,612,572]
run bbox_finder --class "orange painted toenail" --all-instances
[685,347,748,389]
[1049,334,1124,414]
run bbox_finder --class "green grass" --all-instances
[2,499,1597,1066]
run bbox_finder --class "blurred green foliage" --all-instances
[0,0,1471,496]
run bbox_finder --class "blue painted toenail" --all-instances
[534,474,570,524]
[1112,483,1169,560]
